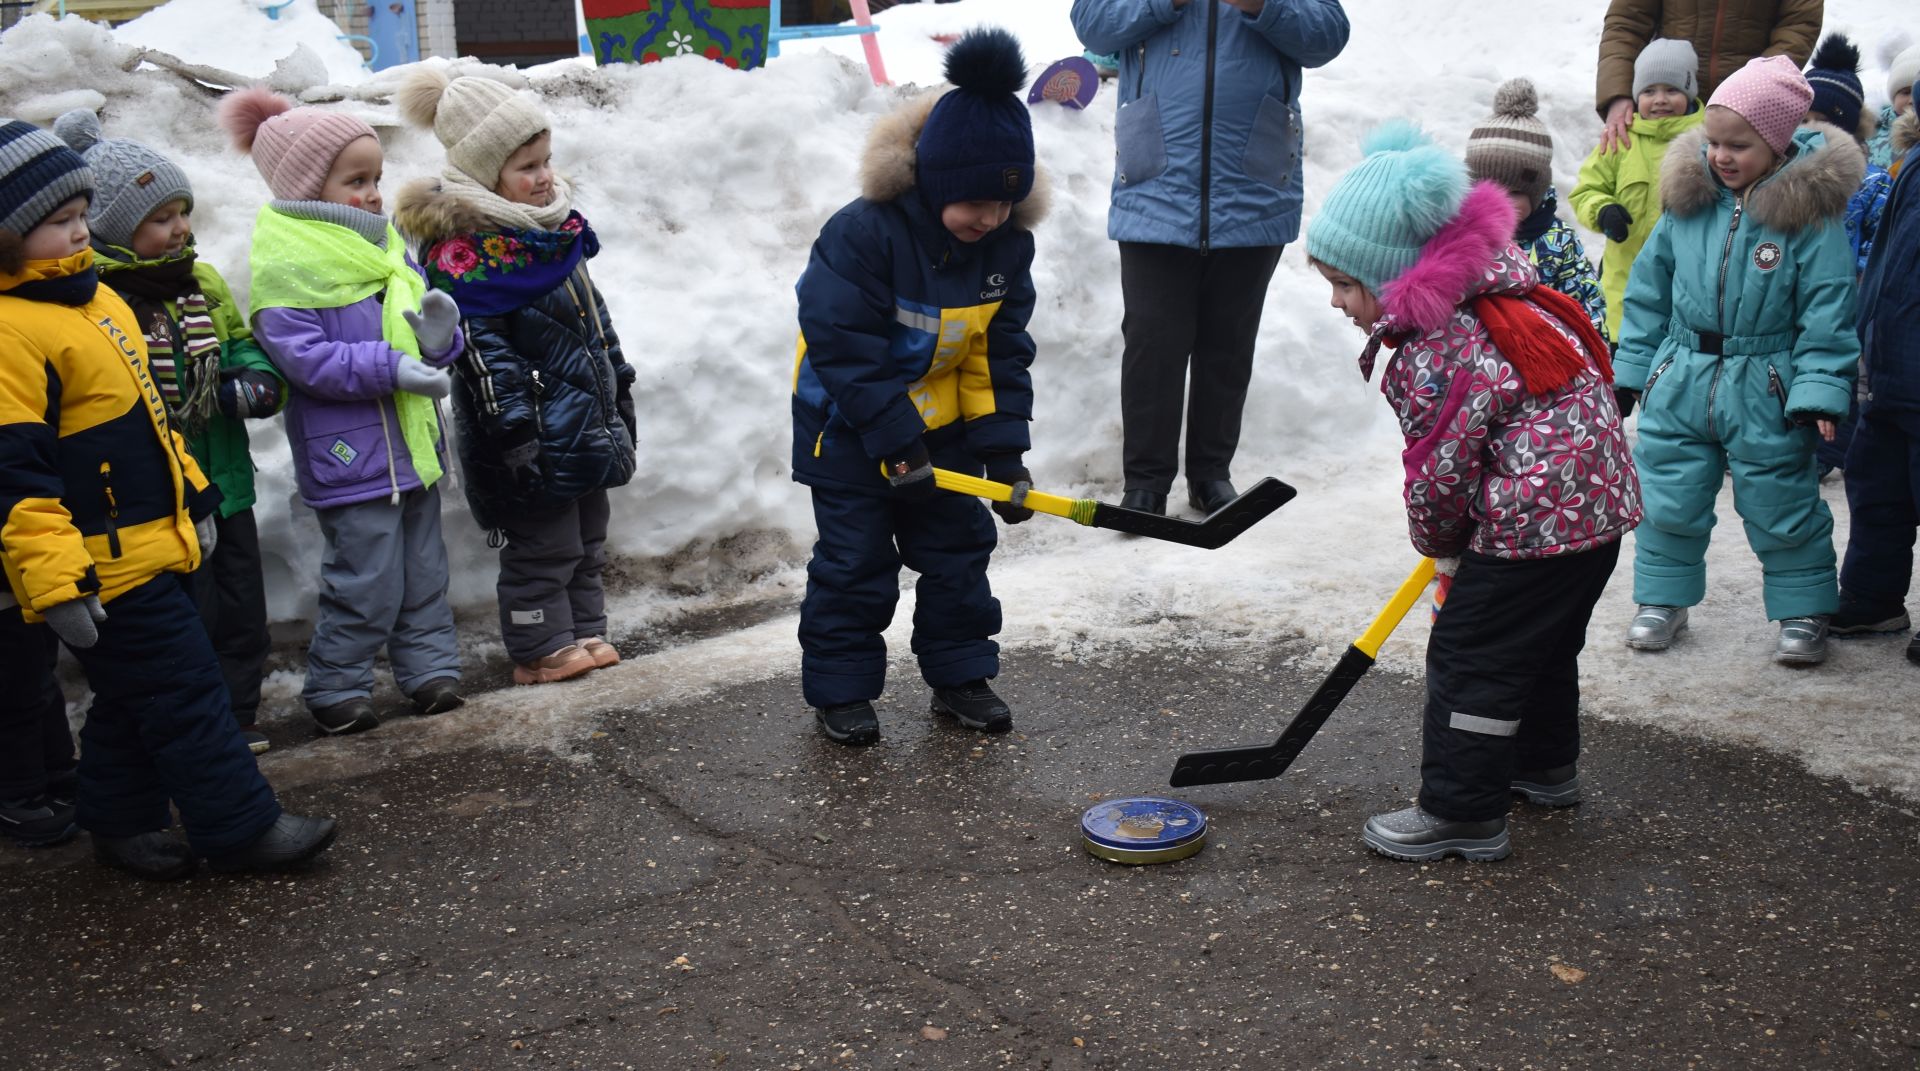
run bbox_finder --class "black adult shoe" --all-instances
[208,813,339,874]
[1829,602,1911,636]
[410,677,465,716]
[1511,764,1581,807]
[92,830,195,880]
[1362,806,1510,861]
[815,701,880,746]
[239,729,270,755]
[1118,490,1166,515]
[1187,479,1237,515]
[312,697,379,735]
[930,680,1014,733]
[0,795,77,848]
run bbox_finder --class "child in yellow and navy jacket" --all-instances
[0,120,335,881]
[792,29,1043,747]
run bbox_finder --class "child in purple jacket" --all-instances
[219,88,466,736]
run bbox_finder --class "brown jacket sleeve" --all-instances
[1761,0,1822,65]
[1597,0,1660,116]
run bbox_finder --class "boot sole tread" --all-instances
[1363,830,1512,862]
[930,696,1012,733]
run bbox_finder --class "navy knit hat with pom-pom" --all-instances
[1804,34,1866,137]
[916,27,1035,208]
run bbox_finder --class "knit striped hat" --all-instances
[1804,35,1866,137]
[0,119,93,240]
[1465,78,1553,210]
[217,86,377,201]
[52,109,193,251]
[1307,121,1469,294]
[1709,56,1813,155]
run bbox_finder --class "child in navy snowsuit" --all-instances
[791,29,1043,746]
[1832,70,1920,665]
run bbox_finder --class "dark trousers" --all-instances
[67,576,281,854]
[1840,407,1920,611]
[497,489,612,664]
[1420,542,1621,822]
[0,609,74,801]
[181,508,272,727]
[1119,242,1285,494]
[798,470,1001,709]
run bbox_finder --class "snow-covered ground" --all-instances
[1,0,1916,799]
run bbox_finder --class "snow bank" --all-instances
[113,0,373,86]
[2,1,1917,798]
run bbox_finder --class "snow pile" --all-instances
[2,1,1918,798]
[112,0,373,85]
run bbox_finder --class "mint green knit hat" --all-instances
[1305,121,1470,294]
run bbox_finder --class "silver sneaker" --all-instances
[1775,616,1830,665]
[1626,605,1688,650]
[1362,806,1510,862]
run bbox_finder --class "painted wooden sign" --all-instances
[582,0,770,71]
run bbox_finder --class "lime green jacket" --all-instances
[1568,107,1706,340]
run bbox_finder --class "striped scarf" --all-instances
[96,248,223,436]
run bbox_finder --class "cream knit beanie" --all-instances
[397,68,550,188]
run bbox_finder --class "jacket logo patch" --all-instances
[1753,242,1782,271]
[1002,167,1023,192]
[510,609,545,625]
[328,439,358,467]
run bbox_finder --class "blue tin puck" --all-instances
[1080,796,1208,865]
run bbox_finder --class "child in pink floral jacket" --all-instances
[1306,122,1641,864]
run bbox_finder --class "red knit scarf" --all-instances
[1471,287,1614,396]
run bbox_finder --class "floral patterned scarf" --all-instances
[422,212,598,317]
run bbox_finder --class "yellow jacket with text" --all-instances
[0,251,220,619]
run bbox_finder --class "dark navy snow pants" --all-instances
[799,480,1001,709]
[1420,542,1620,822]
[0,609,73,801]
[1840,407,1920,611]
[67,576,281,854]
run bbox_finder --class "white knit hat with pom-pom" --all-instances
[1464,77,1553,210]
[397,67,549,188]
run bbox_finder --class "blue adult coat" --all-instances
[1070,0,1349,250]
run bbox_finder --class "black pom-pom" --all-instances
[1810,33,1860,74]
[944,27,1027,95]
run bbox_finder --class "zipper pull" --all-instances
[531,369,545,395]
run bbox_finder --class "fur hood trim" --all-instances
[858,88,1050,230]
[1659,121,1867,233]
[391,172,577,244]
[1895,111,1920,158]
[1379,181,1517,333]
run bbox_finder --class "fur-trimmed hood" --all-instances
[1659,121,1867,233]
[391,172,579,247]
[858,88,1050,230]
[1895,111,1920,159]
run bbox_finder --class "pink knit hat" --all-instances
[217,86,378,201]
[1707,55,1813,154]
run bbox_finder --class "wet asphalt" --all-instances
[2,628,1919,1070]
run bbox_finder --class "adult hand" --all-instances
[44,594,106,650]
[1600,97,1634,154]
[881,440,935,503]
[394,358,452,400]
[403,290,460,359]
[1597,204,1633,244]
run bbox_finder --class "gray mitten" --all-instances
[402,290,460,357]
[395,357,452,399]
[45,594,107,650]
[196,514,218,558]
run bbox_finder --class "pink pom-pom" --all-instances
[217,85,293,153]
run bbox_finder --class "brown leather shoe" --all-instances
[512,644,596,685]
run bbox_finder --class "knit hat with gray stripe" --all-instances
[52,109,193,251]
[217,85,377,202]
[1465,78,1553,211]
[0,118,93,240]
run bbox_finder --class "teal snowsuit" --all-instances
[1615,123,1864,620]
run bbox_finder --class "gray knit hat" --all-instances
[1634,38,1700,100]
[52,109,193,252]
[1465,79,1553,210]
[0,118,92,241]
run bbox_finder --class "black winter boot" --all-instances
[931,681,1014,733]
[1187,479,1237,514]
[0,795,77,847]
[93,830,196,880]
[410,677,465,716]
[312,697,379,735]
[1511,764,1581,807]
[815,702,880,746]
[208,813,338,873]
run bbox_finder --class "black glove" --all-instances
[982,454,1034,524]
[217,368,283,420]
[1597,204,1633,244]
[498,426,542,494]
[880,440,935,502]
[1614,387,1638,419]
[1793,412,1840,427]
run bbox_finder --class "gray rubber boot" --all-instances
[1626,605,1688,651]
[1775,616,1830,666]
[1512,764,1581,807]
[1362,806,1510,862]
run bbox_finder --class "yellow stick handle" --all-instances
[932,468,1097,525]
[1353,558,1440,659]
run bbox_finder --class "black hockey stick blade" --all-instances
[1169,646,1376,787]
[1089,477,1297,549]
